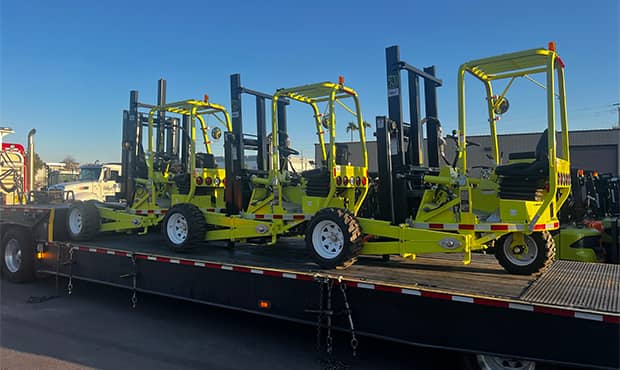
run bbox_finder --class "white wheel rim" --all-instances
[167,213,188,245]
[502,234,538,267]
[312,220,344,259]
[476,354,536,370]
[4,239,22,273]
[69,208,83,235]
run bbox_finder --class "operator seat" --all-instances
[495,129,549,201]
[495,129,549,177]
[196,153,216,169]
[302,167,330,197]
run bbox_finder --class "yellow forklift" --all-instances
[67,44,570,275]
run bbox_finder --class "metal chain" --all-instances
[315,278,325,351]
[325,279,334,356]
[130,254,138,308]
[67,247,74,295]
[338,277,358,357]
[120,253,139,308]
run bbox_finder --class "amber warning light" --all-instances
[258,300,271,309]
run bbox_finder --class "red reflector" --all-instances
[534,224,546,230]
[491,224,509,231]
[361,177,367,185]
[333,168,337,177]
[429,223,443,229]
[458,224,475,230]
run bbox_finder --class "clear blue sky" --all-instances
[1,0,618,164]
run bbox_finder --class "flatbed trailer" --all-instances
[1,205,619,369]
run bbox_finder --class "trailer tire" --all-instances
[162,204,206,252]
[1,228,36,283]
[462,353,536,370]
[67,201,100,241]
[495,231,555,275]
[305,208,362,269]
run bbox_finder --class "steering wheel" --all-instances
[153,152,173,172]
[279,146,300,157]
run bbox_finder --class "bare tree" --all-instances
[62,155,80,172]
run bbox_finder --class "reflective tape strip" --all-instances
[412,222,558,232]
[452,295,474,303]
[61,243,619,324]
[131,209,167,215]
[242,214,313,221]
[509,303,534,312]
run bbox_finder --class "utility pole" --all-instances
[614,103,620,127]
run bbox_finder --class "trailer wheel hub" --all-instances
[167,213,189,244]
[4,238,22,273]
[502,234,538,267]
[312,220,344,259]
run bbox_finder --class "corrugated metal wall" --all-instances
[316,128,620,175]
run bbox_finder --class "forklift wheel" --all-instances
[495,231,555,275]
[305,208,362,269]
[162,204,206,252]
[67,201,100,241]
[1,228,36,283]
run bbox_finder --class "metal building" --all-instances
[316,128,620,175]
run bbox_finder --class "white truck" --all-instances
[49,162,121,202]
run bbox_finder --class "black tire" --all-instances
[1,228,36,283]
[67,201,100,241]
[462,353,536,370]
[495,231,555,275]
[162,204,206,252]
[305,208,362,269]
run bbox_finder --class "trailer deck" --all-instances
[49,233,620,314]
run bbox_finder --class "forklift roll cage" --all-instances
[271,81,369,214]
[131,100,231,210]
[456,45,571,230]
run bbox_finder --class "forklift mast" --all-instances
[376,45,443,224]
[121,79,180,202]
[225,74,288,213]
